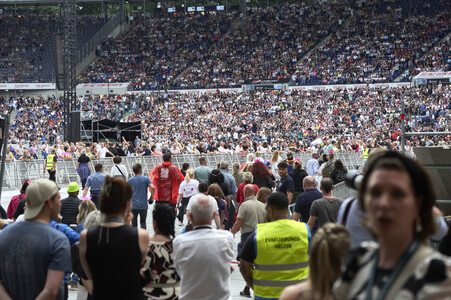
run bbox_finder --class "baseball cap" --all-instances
[67,182,80,193]
[24,179,59,220]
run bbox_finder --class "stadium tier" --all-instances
[2,84,450,147]
[0,0,449,88]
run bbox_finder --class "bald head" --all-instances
[190,196,213,226]
[244,184,257,198]
[303,176,316,189]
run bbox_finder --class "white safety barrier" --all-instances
[2,152,363,189]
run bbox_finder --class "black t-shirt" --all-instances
[276,175,295,195]
[142,148,151,156]
[107,147,118,157]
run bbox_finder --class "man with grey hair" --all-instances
[173,196,234,300]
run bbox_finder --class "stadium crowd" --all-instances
[0,12,105,83]
[3,84,450,160]
[176,1,350,88]
[76,0,450,89]
[78,12,237,89]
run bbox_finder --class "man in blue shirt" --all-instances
[128,163,154,229]
[82,163,106,208]
[292,176,322,233]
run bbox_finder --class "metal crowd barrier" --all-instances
[1,152,364,189]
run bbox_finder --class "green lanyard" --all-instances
[365,240,419,300]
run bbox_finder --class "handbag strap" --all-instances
[115,165,126,178]
[341,198,356,226]
[385,245,434,299]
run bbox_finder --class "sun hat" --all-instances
[67,182,80,193]
[24,179,59,220]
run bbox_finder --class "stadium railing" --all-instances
[2,152,364,189]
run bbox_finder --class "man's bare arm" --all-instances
[0,283,12,300]
[35,270,65,300]
[307,216,317,232]
[231,218,244,235]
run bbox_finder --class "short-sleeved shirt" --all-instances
[194,166,211,183]
[128,175,152,210]
[0,221,71,300]
[186,194,219,229]
[236,196,267,234]
[309,197,343,227]
[86,172,106,194]
[294,188,323,223]
[179,179,199,198]
[276,175,295,195]
[142,148,151,156]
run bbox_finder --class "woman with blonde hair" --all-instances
[176,169,199,226]
[280,223,350,300]
[75,200,97,233]
[232,162,244,186]
[235,172,258,206]
[270,150,283,178]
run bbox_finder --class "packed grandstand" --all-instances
[0,0,449,149]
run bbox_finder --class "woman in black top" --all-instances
[79,176,150,300]
[329,159,348,185]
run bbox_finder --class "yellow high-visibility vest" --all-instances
[253,219,310,300]
[363,148,370,161]
[46,154,56,170]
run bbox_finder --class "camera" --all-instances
[345,170,363,190]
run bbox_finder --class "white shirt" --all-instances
[178,179,199,198]
[110,164,129,178]
[173,229,234,300]
[98,147,107,158]
[186,194,219,229]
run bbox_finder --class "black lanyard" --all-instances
[365,240,419,300]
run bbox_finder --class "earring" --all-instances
[416,217,422,233]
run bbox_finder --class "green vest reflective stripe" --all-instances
[254,219,309,299]
[46,154,56,170]
[363,148,370,161]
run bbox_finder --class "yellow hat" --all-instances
[67,182,80,193]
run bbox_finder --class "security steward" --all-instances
[239,192,311,300]
[44,148,57,182]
